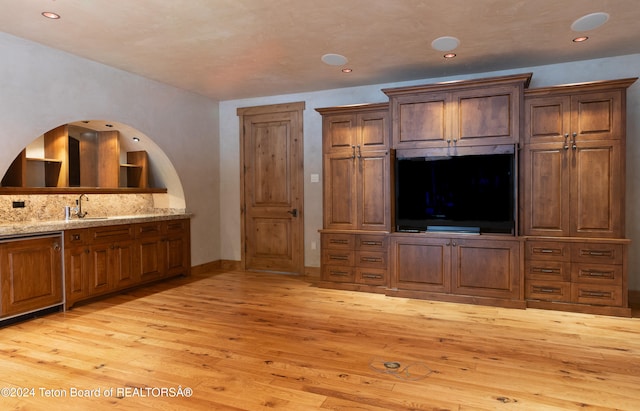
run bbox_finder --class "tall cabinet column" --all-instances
[317,103,391,292]
[522,78,637,316]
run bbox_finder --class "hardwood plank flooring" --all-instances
[1,270,640,410]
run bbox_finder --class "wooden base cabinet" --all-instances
[320,231,388,292]
[524,239,630,316]
[64,218,190,308]
[0,234,63,318]
[390,235,524,308]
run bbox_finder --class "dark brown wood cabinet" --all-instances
[525,239,629,316]
[64,218,190,308]
[0,234,63,318]
[522,82,633,238]
[383,73,531,149]
[390,235,523,306]
[320,231,389,291]
[317,104,390,231]
[522,78,636,316]
[316,73,636,316]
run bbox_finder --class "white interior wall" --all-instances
[219,54,640,289]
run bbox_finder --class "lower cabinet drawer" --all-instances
[321,249,355,266]
[356,268,387,286]
[572,263,622,285]
[322,265,356,283]
[356,251,387,269]
[525,260,571,281]
[571,284,623,307]
[526,280,571,302]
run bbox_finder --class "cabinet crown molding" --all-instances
[382,72,532,96]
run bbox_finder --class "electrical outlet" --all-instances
[12,201,25,208]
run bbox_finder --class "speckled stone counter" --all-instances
[0,213,192,238]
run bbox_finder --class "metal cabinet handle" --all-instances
[572,132,577,150]
[287,209,298,217]
[563,133,569,150]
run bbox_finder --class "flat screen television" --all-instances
[395,153,515,234]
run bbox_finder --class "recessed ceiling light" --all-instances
[431,36,460,52]
[341,68,353,73]
[443,53,457,59]
[571,12,609,32]
[321,53,348,66]
[132,137,140,142]
[42,11,61,19]
[573,36,589,43]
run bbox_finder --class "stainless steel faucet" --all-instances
[75,194,89,218]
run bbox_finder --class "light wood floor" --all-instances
[1,270,640,410]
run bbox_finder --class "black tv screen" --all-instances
[395,153,515,234]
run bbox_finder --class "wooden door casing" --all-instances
[239,102,305,274]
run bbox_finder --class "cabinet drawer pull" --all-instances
[361,257,382,263]
[540,249,554,253]
[72,234,81,241]
[361,241,382,246]
[534,286,560,294]
[329,271,349,277]
[329,255,349,261]
[362,274,383,279]
[534,268,559,274]
[581,290,611,298]
[329,239,349,245]
[584,270,612,278]
[585,250,612,257]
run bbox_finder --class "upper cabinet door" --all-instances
[318,103,389,154]
[322,113,356,153]
[358,110,389,150]
[390,92,450,149]
[451,84,522,147]
[524,95,571,145]
[384,73,531,149]
[571,90,623,142]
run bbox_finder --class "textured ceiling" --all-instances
[1,0,640,101]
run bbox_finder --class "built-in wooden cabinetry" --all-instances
[383,73,531,149]
[64,218,190,308]
[0,234,63,318]
[1,124,149,189]
[317,73,636,316]
[389,234,523,307]
[521,78,636,316]
[317,103,390,290]
[317,103,390,231]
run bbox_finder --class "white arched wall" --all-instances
[0,32,220,266]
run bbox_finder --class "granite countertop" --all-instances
[0,213,192,238]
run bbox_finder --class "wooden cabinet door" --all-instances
[524,95,571,145]
[571,90,623,142]
[323,152,357,229]
[358,110,389,150]
[452,238,521,300]
[322,113,356,153]
[86,242,112,296]
[0,235,63,317]
[390,236,451,292]
[164,219,191,277]
[136,236,165,282]
[521,143,570,236]
[451,84,520,146]
[65,244,89,304]
[111,239,137,289]
[570,140,622,237]
[358,150,390,231]
[391,92,450,149]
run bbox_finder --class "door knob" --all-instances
[287,209,298,217]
